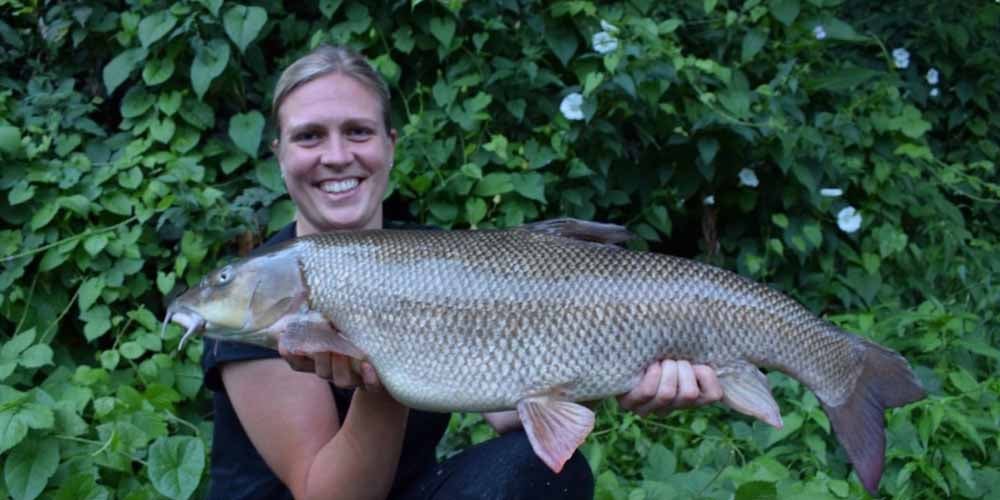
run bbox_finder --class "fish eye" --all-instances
[216,266,234,286]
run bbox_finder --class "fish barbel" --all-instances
[165,219,924,494]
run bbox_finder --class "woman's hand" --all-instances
[278,347,384,392]
[617,360,723,416]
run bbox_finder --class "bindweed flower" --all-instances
[813,25,827,40]
[703,195,715,206]
[892,48,910,69]
[592,31,619,54]
[820,188,843,197]
[600,20,619,33]
[738,168,759,188]
[559,92,585,121]
[926,68,939,85]
[837,206,862,233]
[930,87,940,97]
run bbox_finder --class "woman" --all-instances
[202,44,723,500]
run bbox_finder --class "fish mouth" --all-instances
[162,306,206,350]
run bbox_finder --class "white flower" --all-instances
[926,68,939,85]
[813,25,827,40]
[592,31,619,54]
[930,87,940,97]
[892,48,910,69]
[738,168,759,188]
[703,195,715,206]
[600,20,619,33]
[837,206,862,233]
[559,92,585,121]
[820,188,843,197]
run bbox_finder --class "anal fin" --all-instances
[717,361,783,429]
[516,397,595,474]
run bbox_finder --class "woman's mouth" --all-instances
[318,178,360,195]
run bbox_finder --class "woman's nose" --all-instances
[320,135,352,166]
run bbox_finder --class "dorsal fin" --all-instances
[518,218,633,245]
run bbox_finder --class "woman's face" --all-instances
[274,72,396,236]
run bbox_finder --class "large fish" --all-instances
[165,219,924,494]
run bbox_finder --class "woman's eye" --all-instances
[292,131,321,143]
[346,127,373,140]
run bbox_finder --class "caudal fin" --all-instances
[822,340,925,495]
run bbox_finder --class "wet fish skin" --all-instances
[166,219,925,494]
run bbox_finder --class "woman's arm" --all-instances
[222,357,409,500]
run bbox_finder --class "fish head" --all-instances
[164,246,307,348]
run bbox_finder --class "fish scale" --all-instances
[167,219,924,493]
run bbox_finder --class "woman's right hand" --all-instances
[278,347,384,392]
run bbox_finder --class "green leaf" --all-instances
[100,350,120,370]
[429,202,457,222]
[143,57,175,86]
[4,438,59,500]
[29,201,59,231]
[429,17,456,48]
[465,198,487,225]
[120,341,145,360]
[53,474,110,500]
[78,277,104,313]
[742,29,768,62]
[318,0,343,19]
[697,137,719,166]
[474,173,514,197]
[228,111,265,158]
[647,206,672,235]
[8,180,33,205]
[190,38,230,100]
[122,86,155,118]
[118,167,144,189]
[267,200,296,234]
[545,22,577,66]
[150,117,176,143]
[432,80,457,108]
[223,5,268,54]
[81,306,112,342]
[0,125,21,154]
[806,67,881,91]
[147,436,205,500]
[512,173,546,203]
[158,91,183,116]
[197,0,222,16]
[768,0,800,26]
[83,234,109,256]
[103,48,148,95]
[138,11,178,48]
[735,481,778,500]
[19,345,52,369]
[157,272,176,295]
[255,159,284,192]
[2,329,35,359]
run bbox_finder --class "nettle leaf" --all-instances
[143,57,175,86]
[223,5,267,53]
[138,11,178,48]
[3,438,59,500]
[228,111,265,158]
[190,38,230,100]
[768,0,800,26]
[428,16,456,48]
[147,436,205,500]
[103,47,148,95]
[78,277,104,313]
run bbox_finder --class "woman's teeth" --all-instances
[319,178,359,194]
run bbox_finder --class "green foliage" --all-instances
[1,0,998,498]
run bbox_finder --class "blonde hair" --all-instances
[271,45,392,135]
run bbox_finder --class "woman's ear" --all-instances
[270,138,279,154]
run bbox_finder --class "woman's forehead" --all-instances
[279,73,384,126]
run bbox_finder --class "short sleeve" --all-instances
[202,338,279,391]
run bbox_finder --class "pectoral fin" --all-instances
[717,361,783,429]
[278,319,366,359]
[516,397,595,473]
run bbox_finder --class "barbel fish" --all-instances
[164,219,924,494]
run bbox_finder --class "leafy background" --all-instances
[1,0,998,498]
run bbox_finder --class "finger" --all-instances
[280,349,315,373]
[692,364,724,404]
[617,361,662,410]
[638,360,679,416]
[672,360,701,408]
[360,362,382,392]
[313,353,333,381]
[331,354,362,389]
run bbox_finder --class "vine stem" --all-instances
[2,215,138,262]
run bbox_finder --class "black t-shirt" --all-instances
[202,223,451,500]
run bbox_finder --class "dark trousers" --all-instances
[393,430,595,500]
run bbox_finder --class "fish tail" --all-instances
[822,339,925,495]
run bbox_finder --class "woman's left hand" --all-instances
[617,360,723,416]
